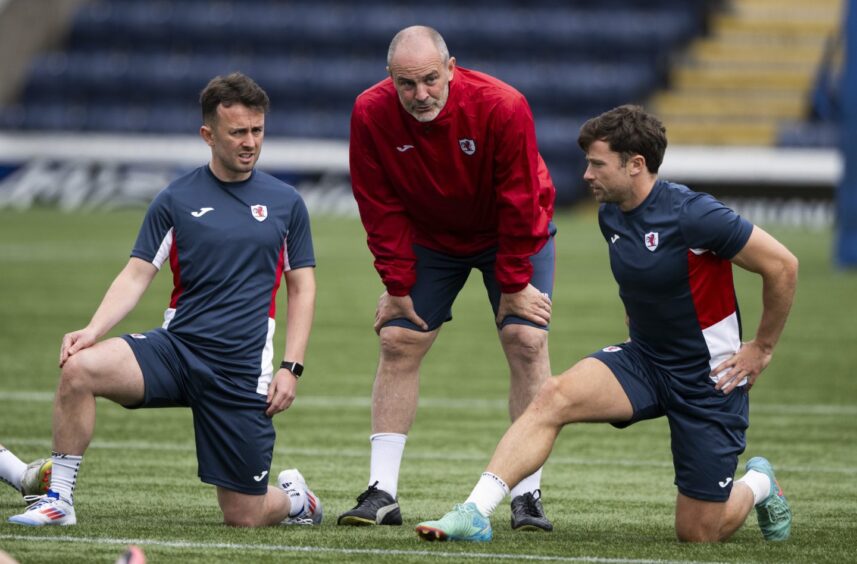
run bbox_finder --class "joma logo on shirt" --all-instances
[191,207,214,218]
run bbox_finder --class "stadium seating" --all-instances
[0,0,717,202]
[648,0,844,146]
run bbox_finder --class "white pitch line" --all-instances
[1,390,857,416]
[4,437,857,475]
[0,534,724,564]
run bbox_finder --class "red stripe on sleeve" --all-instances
[268,242,286,318]
[168,239,184,309]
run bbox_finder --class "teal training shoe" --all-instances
[415,502,493,542]
[746,456,792,541]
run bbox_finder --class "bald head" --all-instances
[386,26,456,123]
[387,26,450,67]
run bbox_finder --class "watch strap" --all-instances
[279,361,304,377]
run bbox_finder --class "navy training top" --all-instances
[598,180,753,392]
[131,165,315,389]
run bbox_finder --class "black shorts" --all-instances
[122,329,275,495]
[591,341,749,502]
[385,224,557,332]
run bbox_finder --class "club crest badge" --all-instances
[250,204,268,222]
[644,231,659,252]
[459,138,476,155]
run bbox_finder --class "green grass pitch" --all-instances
[1,207,856,563]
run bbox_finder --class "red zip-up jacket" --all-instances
[350,67,555,296]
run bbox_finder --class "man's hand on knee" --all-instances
[374,292,428,333]
[60,327,99,367]
[497,284,551,326]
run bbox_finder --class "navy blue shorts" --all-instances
[121,329,274,495]
[385,224,556,332]
[590,341,749,502]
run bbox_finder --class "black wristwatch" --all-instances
[280,361,304,378]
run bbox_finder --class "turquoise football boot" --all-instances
[415,502,493,542]
[746,456,792,541]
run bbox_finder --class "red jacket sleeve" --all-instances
[492,95,553,293]
[349,100,417,296]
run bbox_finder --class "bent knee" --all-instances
[378,326,434,359]
[527,378,570,421]
[528,372,610,424]
[675,513,726,543]
[222,512,264,528]
[534,376,561,401]
[501,325,547,358]
[676,526,722,543]
[59,352,96,391]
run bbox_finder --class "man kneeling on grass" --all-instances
[8,73,320,528]
[416,105,797,543]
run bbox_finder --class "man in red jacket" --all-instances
[339,25,557,532]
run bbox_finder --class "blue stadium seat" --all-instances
[777,121,840,148]
[1,0,716,202]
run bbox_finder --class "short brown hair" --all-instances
[199,72,270,124]
[578,105,667,173]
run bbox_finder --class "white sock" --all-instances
[465,472,510,518]
[510,467,543,499]
[286,486,309,517]
[369,433,407,498]
[0,447,27,492]
[50,452,82,503]
[737,469,772,505]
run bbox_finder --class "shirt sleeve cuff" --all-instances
[499,281,528,294]
[386,284,411,297]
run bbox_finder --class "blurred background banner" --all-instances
[0,0,849,232]
[0,133,352,213]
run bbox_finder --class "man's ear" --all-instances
[628,154,646,176]
[200,124,213,146]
